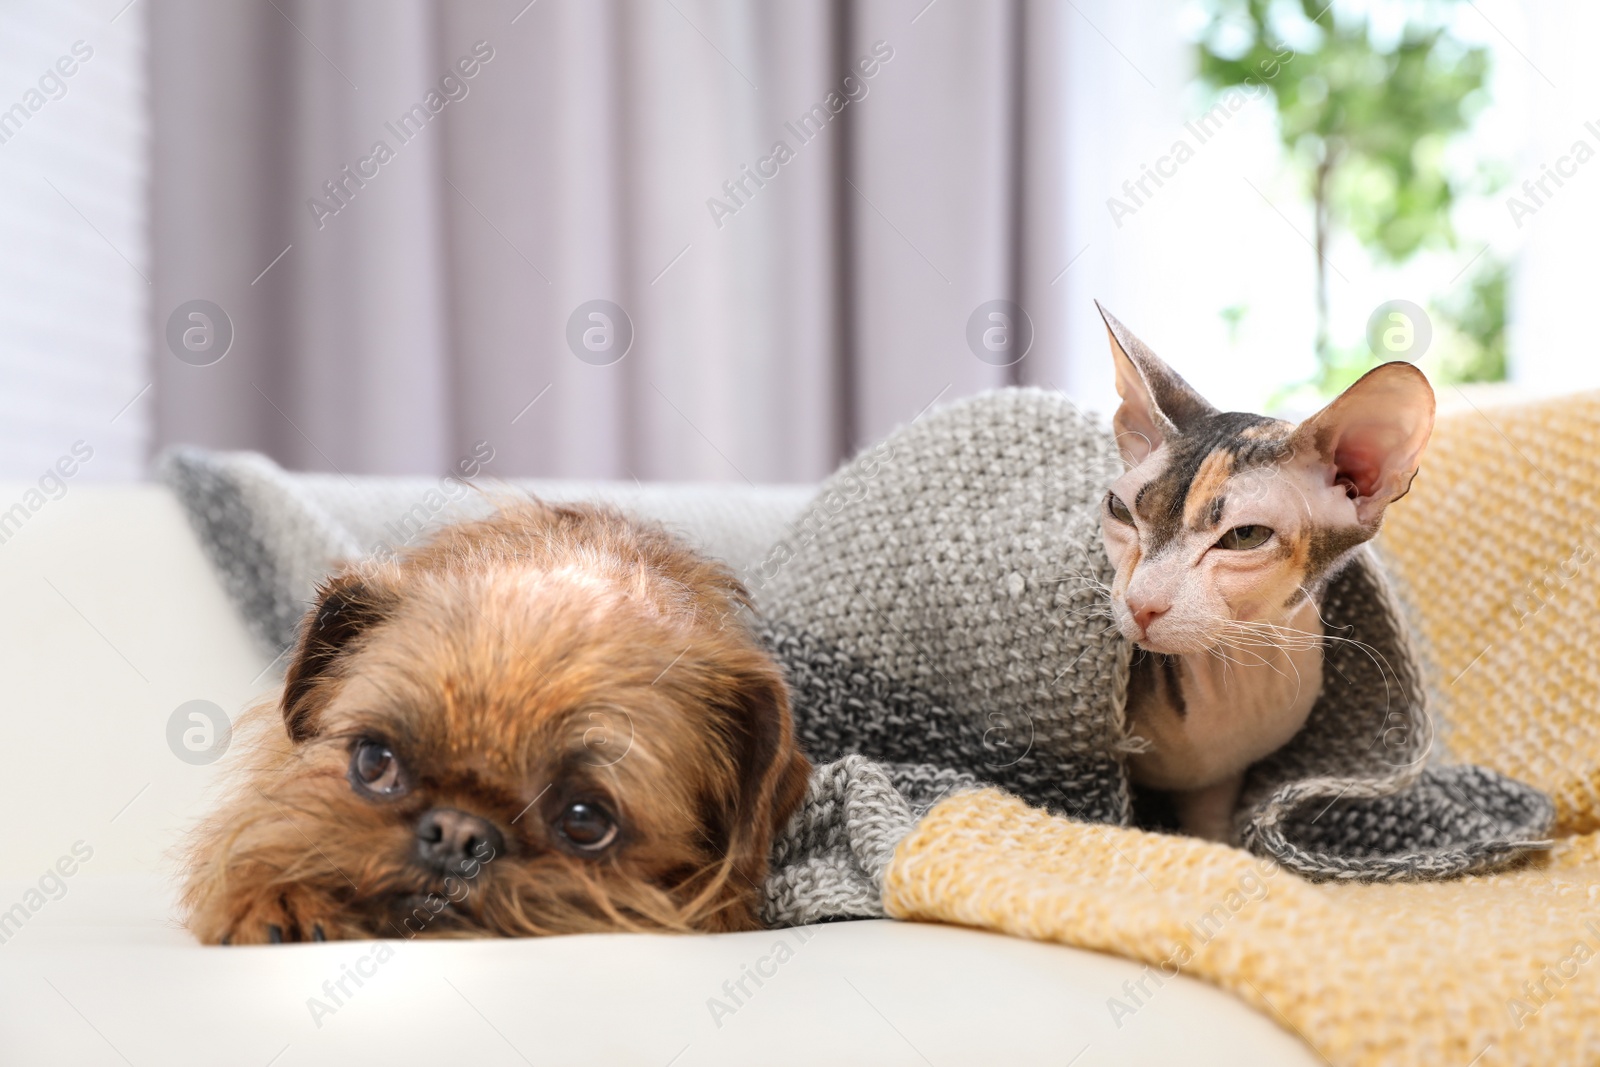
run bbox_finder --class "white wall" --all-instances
[1056,0,1323,418]
[1504,0,1600,394]
[0,1,148,481]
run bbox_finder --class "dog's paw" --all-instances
[196,886,357,945]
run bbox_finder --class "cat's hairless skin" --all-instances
[1095,303,1435,841]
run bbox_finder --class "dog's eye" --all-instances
[557,802,617,851]
[350,739,405,796]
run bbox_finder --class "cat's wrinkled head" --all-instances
[1095,302,1435,655]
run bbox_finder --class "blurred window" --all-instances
[0,2,147,480]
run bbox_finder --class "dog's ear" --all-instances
[716,661,811,894]
[281,571,395,742]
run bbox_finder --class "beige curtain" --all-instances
[150,0,1072,482]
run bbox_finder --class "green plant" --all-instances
[1433,256,1508,384]
[1194,0,1495,385]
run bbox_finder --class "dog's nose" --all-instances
[414,807,504,872]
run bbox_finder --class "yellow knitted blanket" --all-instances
[881,392,1600,1066]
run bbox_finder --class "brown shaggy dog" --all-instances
[182,500,811,943]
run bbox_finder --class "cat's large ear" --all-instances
[1096,301,1216,464]
[1291,361,1436,526]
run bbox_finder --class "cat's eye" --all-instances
[1106,492,1134,525]
[556,801,618,851]
[1217,525,1273,550]
[349,739,406,797]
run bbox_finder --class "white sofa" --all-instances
[0,484,1317,1066]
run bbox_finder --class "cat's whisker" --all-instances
[1213,625,1308,655]
[1208,640,1264,672]
[1218,631,1310,701]
[1038,571,1112,589]
[1204,622,1316,704]
[1238,643,1294,680]
[1212,646,1236,688]
[1208,630,1268,658]
[1214,639,1288,664]
[1295,585,1344,633]
[1214,629,1303,653]
[1218,619,1339,657]
[1289,585,1398,671]
[1203,640,1246,665]
[1038,576,1116,604]
[1233,602,1404,733]
[1209,632,1290,670]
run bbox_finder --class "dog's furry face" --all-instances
[183,501,810,944]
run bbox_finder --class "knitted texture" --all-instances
[162,447,362,652]
[755,388,1135,825]
[760,756,976,928]
[1378,392,1600,834]
[884,789,1600,1067]
[159,446,812,654]
[757,388,1552,881]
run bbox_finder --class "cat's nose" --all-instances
[1127,598,1169,633]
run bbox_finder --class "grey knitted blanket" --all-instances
[162,390,1551,931]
